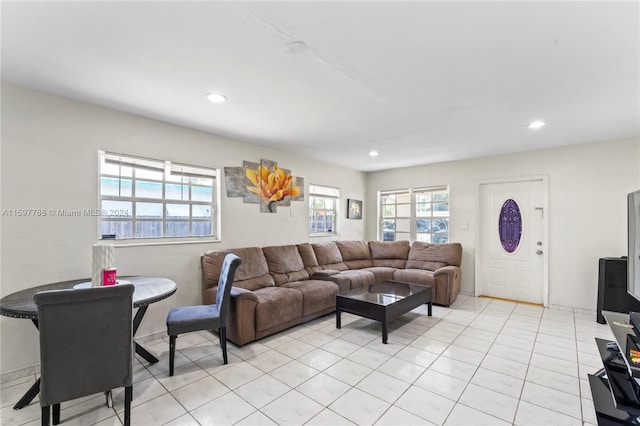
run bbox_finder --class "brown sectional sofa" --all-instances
[202,240,462,346]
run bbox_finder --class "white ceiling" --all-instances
[2,1,638,172]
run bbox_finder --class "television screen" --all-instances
[629,190,640,302]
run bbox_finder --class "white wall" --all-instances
[366,137,640,310]
[0,84,366,376]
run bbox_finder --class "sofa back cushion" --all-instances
[297,243,322,274]
[369,240,410,268]
[202,247,274,291]
[336,241,373,269]
[406,242,462,270]
[311,242,347,271]
[263,245,310,285]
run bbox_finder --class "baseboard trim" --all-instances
[479,295,543,307]
[0,365,37,386]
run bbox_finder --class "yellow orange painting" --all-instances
[224,159,304,213]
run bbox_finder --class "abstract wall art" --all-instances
[225,159,304,213]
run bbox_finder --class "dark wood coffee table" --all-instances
[336,280,432,344]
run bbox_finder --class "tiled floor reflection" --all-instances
[1,295,613,425]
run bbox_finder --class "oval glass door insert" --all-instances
[499,198,522,253]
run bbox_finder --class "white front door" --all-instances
[476,177,548,305]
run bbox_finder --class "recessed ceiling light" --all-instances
[528,120,546,129]
[369,150,379,157]
[206,93,227,103]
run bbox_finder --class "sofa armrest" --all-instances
[433,266,461,306]
[433,265,459,280]
[230,286,259,302]
[227,287,258,346]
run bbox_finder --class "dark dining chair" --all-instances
[34,284,134,426]
[166,253,241,376]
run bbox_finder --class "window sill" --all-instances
[98,237,221,248]
[309,233,339,238]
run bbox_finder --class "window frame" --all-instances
[98,151,221,243]
[308,184,340,236]
[379,189,411,242]
[378,186,449,243]
[414,186,450,244]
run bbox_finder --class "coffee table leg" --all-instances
[428,301,432,316]
[382,321,388,344]
[336,307,342,329]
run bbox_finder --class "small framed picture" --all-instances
[347,199,362,219]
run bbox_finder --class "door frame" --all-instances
[474,174,549,307]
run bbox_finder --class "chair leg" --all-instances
[169,335,176,376]
[41,406,50,426]
[52,404,60,425]
[220,327,228,364]
[123,385,132,426]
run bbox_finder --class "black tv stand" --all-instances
[591,311,640,424]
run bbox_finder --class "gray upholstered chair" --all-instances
[34,284,134,426]
[166,253,241,376]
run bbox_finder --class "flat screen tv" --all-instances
[629,190,640,303]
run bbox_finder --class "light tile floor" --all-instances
[0,295,615,425]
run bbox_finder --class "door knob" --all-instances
[536,249,543,255]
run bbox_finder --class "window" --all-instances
[309,184,339,235]
[380,190,411,241]
[415,187,449,243]
[379,186,449,243]
[99,151,220,241]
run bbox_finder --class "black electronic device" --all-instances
[603,311,640,380]
[628,190,640,303]
[597,257,640,324]
[596,311,640,424]
[631,312,640,338]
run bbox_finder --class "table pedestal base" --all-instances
[14,379,40,410]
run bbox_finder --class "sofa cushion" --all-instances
[406,242,462,270]
[297,243,322,274]
[335,241,373,269]
[202,247,274,291]
[369,241,410,268]
[312,242,347,271]
[263,245,310,285]
[281,280,338,319]
[253,287,303,333]
[412,260,447,271]
[393,269,437,295]
[339,269,377,290]
[362,266,396,282]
